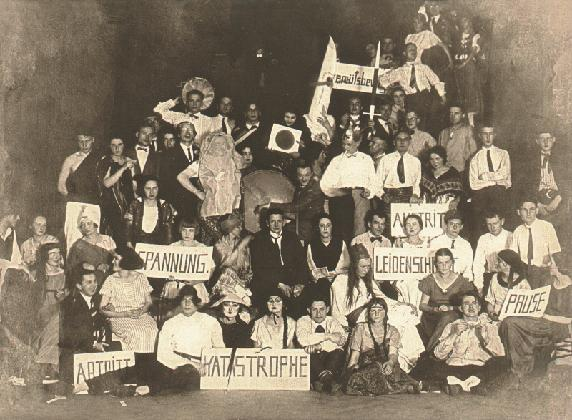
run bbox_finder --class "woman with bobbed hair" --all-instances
[420,145,463,209]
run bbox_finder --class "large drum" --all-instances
[242,170,295,233]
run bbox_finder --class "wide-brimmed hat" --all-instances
[211,292,252,308]
[118,248,144,271]
[181,77,215,111]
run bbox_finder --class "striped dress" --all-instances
[100,272,158,353]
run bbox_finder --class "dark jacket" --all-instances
[159,143,201,219]
[125,146,161,178]
[59,292,111,383]
[125,198,176,245]
[250,228,310,304]
[270,178,325,242]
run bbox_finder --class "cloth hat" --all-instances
[220,214,242,235]
[118,247,145,271]
[77,205,100,229]
[497,249,525,275]
[211,291,252,308]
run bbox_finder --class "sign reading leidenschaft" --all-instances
[374,247,435,281]
[390,203,449,238]
[499,286,551,320]
[74,351,135,386]
[135,243,213,281]
[201,348,310,391]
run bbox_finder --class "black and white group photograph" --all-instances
[0,0,570,418]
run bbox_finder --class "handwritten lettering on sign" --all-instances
[200,348,310,390]
[374,247,435,281]
[390,203,449,238]
[332,63,389,94]
[499,286,551,320]
[74,351,135,386]
[135,243,213,281]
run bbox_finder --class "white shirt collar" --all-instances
[80,292,92,307]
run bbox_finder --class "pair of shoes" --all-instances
[443,384,463,396]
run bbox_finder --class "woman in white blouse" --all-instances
[251,294,295,349]
[330,243,424,372]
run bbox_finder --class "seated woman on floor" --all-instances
[211,287,254,348]
[330,243,424,372]
[67,210,117,288]
[251,293,296,349]
[34,242,67,384]
[344,297,420,396]
[411,291,506,395]
[99,248,158,386]
[418,248,476,350]
[485,249,531,320]
[155,285,225,393]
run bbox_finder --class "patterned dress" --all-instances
[100,271,158,353]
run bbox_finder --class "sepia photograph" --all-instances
[0,0,570,418]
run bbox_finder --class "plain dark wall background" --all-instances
[0,0,570,237]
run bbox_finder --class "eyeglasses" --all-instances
[267,298,282,304]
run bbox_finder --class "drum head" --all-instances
[242,170,295,233]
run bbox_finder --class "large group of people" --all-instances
[0,0,570,400]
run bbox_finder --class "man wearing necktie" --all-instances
[213,96,235,135]
[295,293,347,393]
[527,131,569,237]
[510,197,561,289]
[59,267,114,392]
[379,43,447,137]
[469,125,512,241]
[375,131,422,226]
[320,130,376,240]
[250,208,311,318]
[159,122,202,221]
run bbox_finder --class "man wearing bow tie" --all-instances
[125,123,161,180]
[160,122,202,221]
[351,209,392,261]
[154,89,215,146]
[295,293,347,393]
[321,130,376,240]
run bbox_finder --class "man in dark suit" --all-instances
[250,208,311,318]
[125,122,161,179]
[232,102,267,168]
[520,130,570,240]
[159,121,201,221]
[59,265,112,390]
[371,95,395,144]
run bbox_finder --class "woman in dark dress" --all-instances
[125,176,176,247]
[418,248,475,349]
[96,137,135,249]
[211,292,253,348]
[420,146,463,209]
